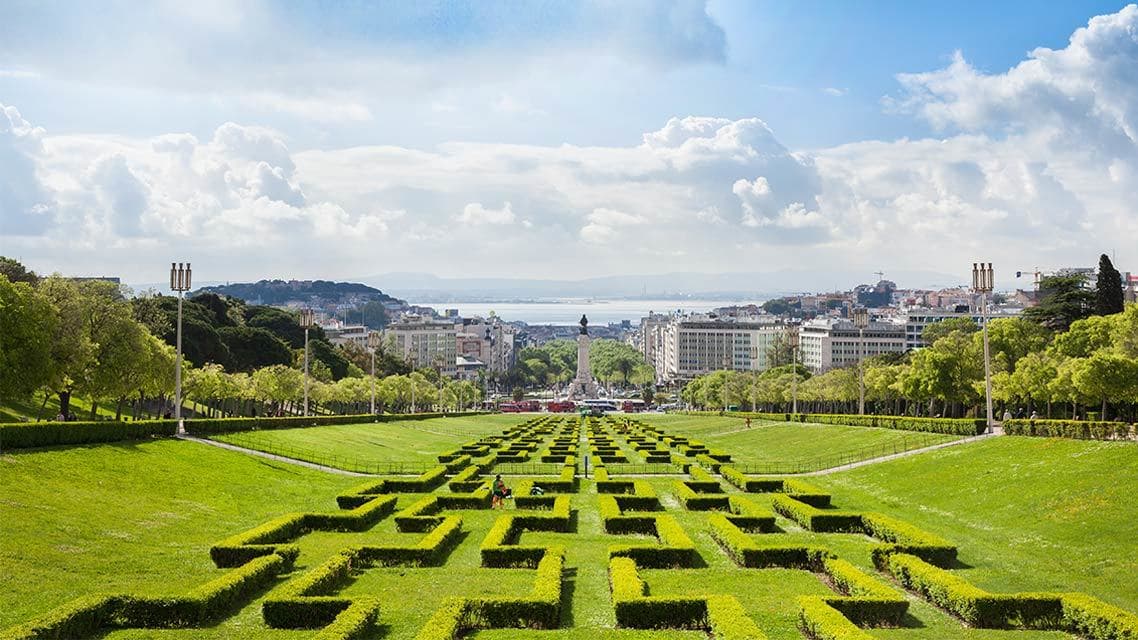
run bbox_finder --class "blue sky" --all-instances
[2,1,1137,285]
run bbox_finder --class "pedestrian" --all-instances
[1030,410,1039,420]
[492,474,511,509]
[1002,409,1013,422]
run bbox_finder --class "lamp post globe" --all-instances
[300,308,315,417]
[169,262,192,433]
[852,307,869,415]
[971,262,996,433]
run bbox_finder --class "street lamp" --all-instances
[972,262,995,433]
[169,262,192,433]
[853,307,869,415]
[788,327,799,416]
[367,331,380,414]
[300,307,315,417]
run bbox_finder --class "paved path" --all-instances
[177,435,376,477]
[756,431,1000,477]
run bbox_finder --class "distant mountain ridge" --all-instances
[196,279,404,306]
[366,269,964,301]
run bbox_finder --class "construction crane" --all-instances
[873,270,885,283]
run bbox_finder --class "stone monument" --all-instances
[566,314,598,400]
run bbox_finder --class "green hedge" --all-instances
[797,596,875,640]
[771,495,862,533]
[1004,419,1132,440]
[0,419,178,449]
[1061,592,1138,638]
[820,557,908,626]
[0,594,122,640]
[861,512,957,568]
[694,411,987,436]
[726,496,776,532]
[885,554,1061,628]
[672,480,730,511]
[312,597,381,640]
[184,412,492,436]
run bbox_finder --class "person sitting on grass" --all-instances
[492,474,512,509]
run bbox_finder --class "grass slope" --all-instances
[814,435,1138,611]
[211,414,524,465]
[637,414,959,469]
[0,439,359,629]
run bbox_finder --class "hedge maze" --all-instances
[5,415,1138,640]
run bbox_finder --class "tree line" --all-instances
[0,257,480,421]
[683,266,1137,422]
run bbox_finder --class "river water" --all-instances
[408,298,762,326]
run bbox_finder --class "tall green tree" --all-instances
[1095,254,1125,316]
[0,275,57,400]
[0,257,39,285]
[1023,274,1094,332]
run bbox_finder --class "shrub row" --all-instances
[600,495,656,535]
[672,480,730,511]
[885,553,1061,628]
[311,597,381,640]
[1060,592,1138,639]
[860,512,957,568]
[696,411,987,436]
[415,548,565,640]
[210,497,395,567]
[771,495,862,533]
[184,412,492,435]
[356,515,464,567]
[797,596,875,640]
[608,557,767,638]
[726,495,777,532]
[608,515,699,568]
[0,419,178,450]
[820,557,908,626]
[481,499,572,568]
[263,552,355,628]
[1004,419,1133,440]
[447,465,487,493]
[708,513,829,570]
[336,465,448,505]
[717,469,831,506]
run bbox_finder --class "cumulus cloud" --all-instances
[6,0,1138,284]
[0,104,54,235]
[458,202,516,225]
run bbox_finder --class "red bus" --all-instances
[547,400,576,413]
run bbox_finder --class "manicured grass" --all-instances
[4,414,1135,639]
[637,414,960,470]
[813,435,1138,611]
[0,393,123,422]
[211,414,526,466]
[0,439,359,629]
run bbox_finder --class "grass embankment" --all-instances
[210,414,523,468]
[637,413,960,470]
[814,435,1138,612]
[0,440,359,630]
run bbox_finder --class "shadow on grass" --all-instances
[560,566,578,627]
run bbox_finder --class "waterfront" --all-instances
[408,298,762,325]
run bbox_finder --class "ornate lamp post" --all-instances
[972,262,995,433]
[300,307,315,417]
[169,262,192,433]
[853,307,869,415]
[368,331,380,414]
[788,327,800,415]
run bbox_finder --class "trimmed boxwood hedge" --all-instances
[797,595,875,640]
[685,411,986,435]
[1004,419,1133,440]
[0,419,178,449]
[771,495,862,533]
[861,512,957,568]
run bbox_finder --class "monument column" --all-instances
[567,314,597,400]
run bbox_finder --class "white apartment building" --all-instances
[385,315,458,377]
[644,314,787,382]
[455,318,517,375]
[321,323,371,349]
[798,318,907,373]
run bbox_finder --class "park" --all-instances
[1,410,1136,639]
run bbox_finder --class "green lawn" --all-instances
[211,414,526,467]
[0,439,359,630]
[813,435,1138,612]
[3,415,1135,639]
[637,414,960,471]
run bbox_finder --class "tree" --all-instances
[1071,351,1138,420]
[0,275,56,400]
[220,326,293,371]
[1023,275,1094,332]
[0,256,39,285]
[921,317,978,346]
[1095,254,1125,316]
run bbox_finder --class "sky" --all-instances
[2,0,1137,288]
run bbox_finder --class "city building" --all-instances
[319,320,371,349]
[455,317,517,375]
[798,318,907,373]
[385,315,458,377]
[902,307,1021,351]
[641,313,787,383]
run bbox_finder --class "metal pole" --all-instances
[175,289,184,431]
[370,348,376,414]
[982,291,994,433]
[858,327,865,415]
[792,345,798,415]
[303,327,310,417]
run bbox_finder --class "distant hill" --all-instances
[196,279,404,306]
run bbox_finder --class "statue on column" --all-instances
[579,314,588,335]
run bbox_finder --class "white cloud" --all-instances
[0,104,54,235]
[458,202,516,225]
[822,87,847,97]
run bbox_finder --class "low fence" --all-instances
[725,432,960,475]
[209,432,437,475]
